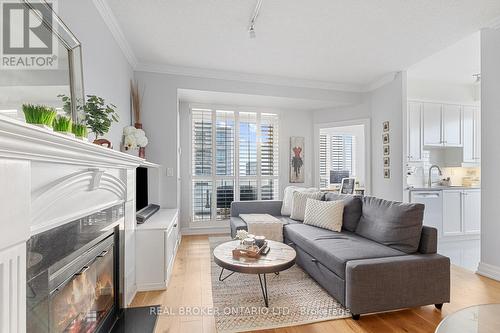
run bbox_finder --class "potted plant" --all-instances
[72,123,88,140]
[53,115,73,136]
[22,104,57,130]
[83,95,119,147]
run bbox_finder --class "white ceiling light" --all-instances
[473,73,481,83]
[248,0,263,38]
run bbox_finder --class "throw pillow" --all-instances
[290,191,323,221]
[304,198,344,232]
[324,193,362,232]
[355,196,424,254]
[281,186,318,216]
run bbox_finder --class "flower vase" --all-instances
[138,147,145,158]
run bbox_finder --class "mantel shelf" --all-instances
[0,115,145,168]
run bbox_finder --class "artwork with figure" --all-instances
[290,136,305,183]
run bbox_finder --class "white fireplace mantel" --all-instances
[0,115,144,332]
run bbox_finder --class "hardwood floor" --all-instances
[131,235,500,333]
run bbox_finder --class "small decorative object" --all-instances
[254,235,266,247]
[22,104,57,129]
[383,121,390,132]
[383,145,390,156]
[340,178,356,194]
[235,229,249,242]
[382,133,390,144]
[243,238,255,247]
[83,95,119,145]
[122,126,149,158]
[232,240,268,259]
[384,168,391,179]
[290,136,305,183]
[94,138,113,148]
[72,123,88,140]
[52,115,73,136]
[384,157,390,167]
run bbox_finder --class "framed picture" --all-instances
[383,145,390,156]
[382,133,390,144]
[290,136,305,183]
[384,157,390,167]
[340,178,356,195]
[383,121,390,132]
[384,168,391,179]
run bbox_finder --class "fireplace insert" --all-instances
[27,204,123,333]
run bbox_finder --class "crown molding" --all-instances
[135,62,365,93]
[363,72,398,91]
[92,0,138,68]
[485,15,500,30]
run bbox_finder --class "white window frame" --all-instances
[189,104,280,226]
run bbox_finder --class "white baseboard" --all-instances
[181,226,230,235]
[137,282,167,292]
[477,262,500,281]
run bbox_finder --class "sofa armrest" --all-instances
[345,254,450,315]
[230,200,283,217]
[418,226,438,254]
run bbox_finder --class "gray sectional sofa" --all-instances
[229,193,450,319]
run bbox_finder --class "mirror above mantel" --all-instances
[0,0,85,123]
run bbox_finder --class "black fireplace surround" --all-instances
[27,204,124,333]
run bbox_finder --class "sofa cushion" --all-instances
[281,186,318,216]
[290,191,323,221]
[355,196,424,254]
[324,193,362,232]
[284,223,406,279]
[304,198,344,232]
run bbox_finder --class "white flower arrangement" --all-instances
[122,126,149,150]
[235,229,249,241]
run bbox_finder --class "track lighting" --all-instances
[248,0,263,38]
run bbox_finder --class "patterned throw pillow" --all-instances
[304,198,344,232]
[290,191,323,221]
[281,186,318,216]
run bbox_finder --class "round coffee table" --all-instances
[213,240,296,307]
[435,304,500,333]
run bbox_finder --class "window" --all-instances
[319,132,356,187]
[191,107,279,222]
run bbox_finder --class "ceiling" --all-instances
[408,32,480,85]
[106,0,500,88]
[178,89,346,110]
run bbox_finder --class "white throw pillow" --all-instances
[290,191,323,221]
[304,198,344,232]
[281,186,318,216]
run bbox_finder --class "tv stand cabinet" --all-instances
[136,208,180,291]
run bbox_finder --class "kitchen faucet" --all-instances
[428,165,443,188]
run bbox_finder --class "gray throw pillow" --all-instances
[324,193,362,232]
[355,196,424,254]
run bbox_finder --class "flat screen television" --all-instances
[330,170,350,184]
[136,166,148,212]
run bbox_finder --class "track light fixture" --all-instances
[248,0,263,38]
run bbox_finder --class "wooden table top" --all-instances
[213,240,296,274]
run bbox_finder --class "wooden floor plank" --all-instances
[130,235,500,333]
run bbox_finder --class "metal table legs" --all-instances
[218,268,274,307]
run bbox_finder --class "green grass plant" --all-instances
[72,123,88,138]
[53,115,72,133]
[22,104,57,127]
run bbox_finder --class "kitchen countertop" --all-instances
[408,186,480,191]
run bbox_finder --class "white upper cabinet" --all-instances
[407,102,423,161]
[463,106,480,163]
[442,104,462,146]
[423,103,442,146]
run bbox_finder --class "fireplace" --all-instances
[27,204,124,333]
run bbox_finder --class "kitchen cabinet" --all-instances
[410,190,442,231]
[463,106,481,163]
[463,189,481,233]
[407,102,423,161]
[442,190,463,236]
[423,103,442,146]
[422,102,462,147]
[442,189,481,237]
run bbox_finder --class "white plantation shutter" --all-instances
[319,134,328,188]
[191,107,280,222]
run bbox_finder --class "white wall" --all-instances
[59,1,134,145]
[369,72,405,201]
[134,71,361,213]
[408,79,479,105]
[478,27,500,281]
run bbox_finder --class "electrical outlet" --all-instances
[166,167,174,177]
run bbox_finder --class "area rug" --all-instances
[209,237,350,333]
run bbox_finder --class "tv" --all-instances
[135,166,159,223]
[136,167,148,211]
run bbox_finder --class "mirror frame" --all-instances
[21,0,85,123]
